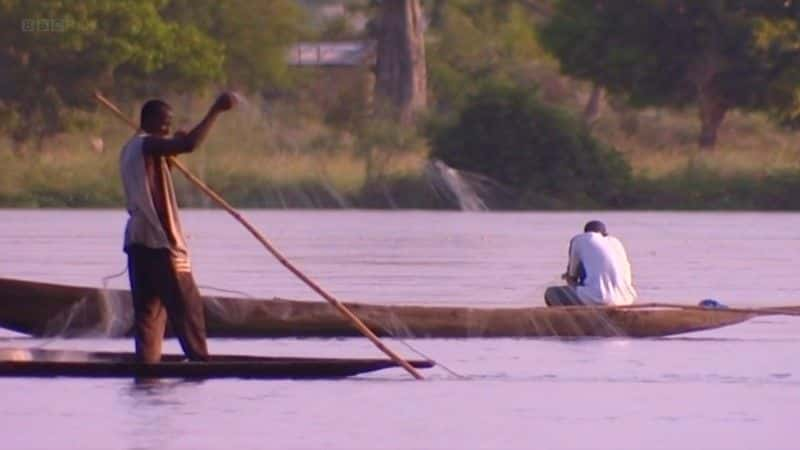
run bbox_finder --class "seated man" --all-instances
[545,220,637,306]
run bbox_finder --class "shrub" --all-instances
[429,83,632,208]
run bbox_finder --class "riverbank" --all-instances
[3,147,800,209]
[1,99,798,210]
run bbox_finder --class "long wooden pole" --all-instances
[94,92,424,380]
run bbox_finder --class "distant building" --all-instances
[287,41,376,119]
[288,41,375,67]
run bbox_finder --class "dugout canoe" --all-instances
[0,347,434,379]
[0,277,758,339]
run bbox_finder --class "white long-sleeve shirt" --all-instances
[567,232,637,305]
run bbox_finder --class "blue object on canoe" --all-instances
[698,298,728,309]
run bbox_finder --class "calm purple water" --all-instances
[1,210,798,450]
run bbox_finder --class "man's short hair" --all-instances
[584,220,607,236]
[140,99,171,126]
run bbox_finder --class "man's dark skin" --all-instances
[139,93,236,229]
[141,92,237,154]
[126,92,237,362]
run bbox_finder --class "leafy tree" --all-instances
[426,0,547,113]
[162,0,306,92]
[0,0,223,146]
[541,0,800,148]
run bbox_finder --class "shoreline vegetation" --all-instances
[2,104,799,210]
[3,2,800,210]
[3,89,799,210]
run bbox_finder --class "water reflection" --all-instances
[122,379,202,450]
[128,377,204,397]
[1,210,799,450]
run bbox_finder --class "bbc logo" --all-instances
[21,18,67,33]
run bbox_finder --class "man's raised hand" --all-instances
[213,92,238,112]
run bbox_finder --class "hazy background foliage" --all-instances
[1,0,800,209]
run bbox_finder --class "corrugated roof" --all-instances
[288,41,375,67]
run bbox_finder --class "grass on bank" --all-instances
[532,65,800,179]
[594,109,800,178]
[0,102,430,208]
[1,85,799,209]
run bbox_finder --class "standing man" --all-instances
[120,93,237,362]
[544,220,637,307]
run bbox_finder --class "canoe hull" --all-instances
[0,277,755,339]
[0,347,434,379]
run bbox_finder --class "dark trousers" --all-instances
[544,286,586,307]
[126,245,208,363]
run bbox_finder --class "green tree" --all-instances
[541,0,800,148]
[426,0,547,113]
[162,0,306,92]
[0,0,223,146]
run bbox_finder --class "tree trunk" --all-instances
[582,83,604,127]
[697,86,727,149]
[374,0,427,125]
[687,34,726,149]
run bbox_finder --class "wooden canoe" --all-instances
[0,347,434,379]
[0,277,757,339]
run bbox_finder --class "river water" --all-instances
[0,210,798,450]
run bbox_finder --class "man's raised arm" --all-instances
[144,93,237,156]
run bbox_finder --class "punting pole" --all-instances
[94,92,425,380]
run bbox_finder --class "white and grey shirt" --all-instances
[567,231,637,305]
[119,133,191,272]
